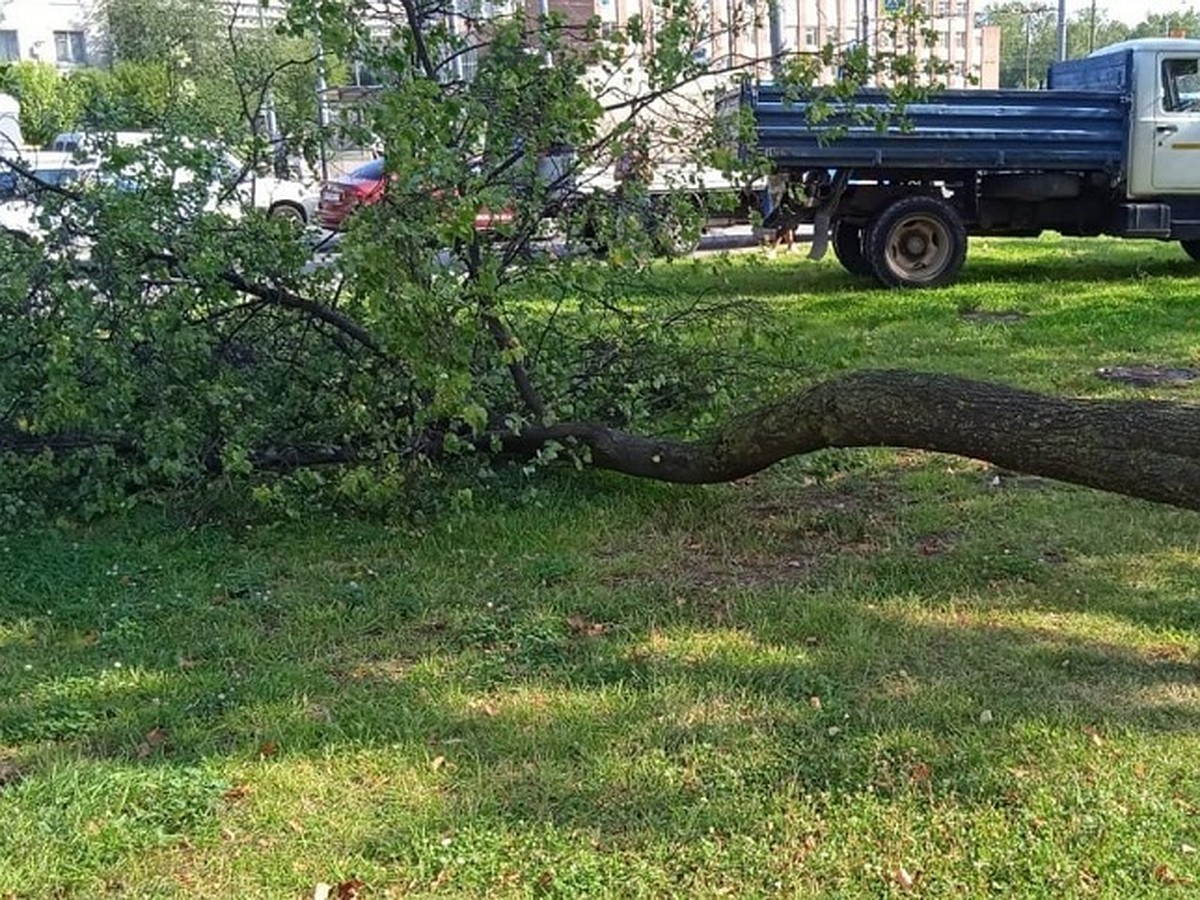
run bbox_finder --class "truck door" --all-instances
[1150,53,1200,193]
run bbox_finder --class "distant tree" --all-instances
[1067,9,1130,58]
[87,0,339,150]
[1130,8,1200,39]
[979,2,1058,87]
[100,0,225,68]
[981,2,1134,86]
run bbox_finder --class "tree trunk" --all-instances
[511,370,1200,511]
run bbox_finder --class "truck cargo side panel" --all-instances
[742,86,1128,174]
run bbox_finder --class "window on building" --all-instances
[53,31,86,64]
[956,31,967,49]
[0,30,19,62]
[804,26,818,48]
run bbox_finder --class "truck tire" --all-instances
[1181,239,1200,262]
[832,221,872,276]
[865,195,967,288]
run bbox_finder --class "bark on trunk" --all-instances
[511,370,1200,511]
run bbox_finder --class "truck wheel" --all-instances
[832,221,872,276]
[865,196,967,288]
[1181,239,1200,261]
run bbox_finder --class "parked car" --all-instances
[47,131,320,226]
[317,158,387,230]
[0,159,96,239]
[317,157,515,232]
[212,151,319,225]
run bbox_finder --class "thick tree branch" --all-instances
[218,270,384,357]
[506,370,1200,511]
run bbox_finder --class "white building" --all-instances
[0,0,97,68]
[0,1,298,70]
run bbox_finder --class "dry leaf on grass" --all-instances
[0,756,23,788]
[136,727,169,759]
[566,615,608,637]
[891,866,918,890]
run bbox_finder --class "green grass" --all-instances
[3,236,1200,897]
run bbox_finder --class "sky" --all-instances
[1085,0,1198,26]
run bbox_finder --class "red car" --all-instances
[317,158,514,232]
[317,158,387,231]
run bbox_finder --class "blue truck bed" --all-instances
[726,82,1130,173]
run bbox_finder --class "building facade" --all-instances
[546,0,1001,88]
[1,0,999,87]
[0,0,97,68]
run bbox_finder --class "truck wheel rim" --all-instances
[886,215,951,282]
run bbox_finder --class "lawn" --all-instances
[2,236,1199,897]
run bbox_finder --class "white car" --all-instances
[214,152,319,225]
[48,131,320,226]
[0,159,94,241]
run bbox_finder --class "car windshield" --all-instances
[349,159,385,180]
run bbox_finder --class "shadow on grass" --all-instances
[1,465,1197,851]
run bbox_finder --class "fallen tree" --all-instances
[508,370,1200,510]
[5,370,1198,512]
[2,2,1197,518]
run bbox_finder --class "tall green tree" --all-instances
[980,2,1134,87]
[95,0,337,145]
[1130,8,1200,38]
[979,2,1058,87]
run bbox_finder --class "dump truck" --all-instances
[724,38,1200,287]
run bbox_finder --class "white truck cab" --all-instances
[1091,39,1200,197]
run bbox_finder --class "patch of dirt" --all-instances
[0,754,23,789]
[959,310,1028,324]
[1094,365,1200,387]
[600,477,910,596]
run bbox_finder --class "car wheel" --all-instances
[865,195,967,288]
[269,202,307,225]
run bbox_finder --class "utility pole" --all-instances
[537,0,552,67]
[313,13,331,183]
[257,0,278,140]
[1015,3,1053,88]
[1089,0,1097,54]
[768,0,785,78]
[1056,0,1067,61]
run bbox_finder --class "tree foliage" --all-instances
[3,0,1197,520]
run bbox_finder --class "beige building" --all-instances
[545,0,1000,88]
[0,0,96,67]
